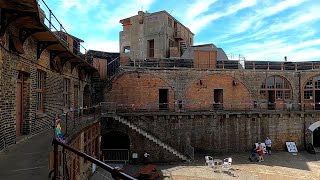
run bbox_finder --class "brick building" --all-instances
[0,0,98,151]
[101,10,320,162]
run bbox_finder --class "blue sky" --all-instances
[41,0,320,61]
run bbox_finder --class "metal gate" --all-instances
[102,149,129,163]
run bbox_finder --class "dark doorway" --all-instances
[268,90,275,110]
[313,127,320,147]
[101,131,130,162]
[315,90,320,110]
[213,89,223,110]
[101,131,130,149]
[159,89,168,110]
[148,39,154,58]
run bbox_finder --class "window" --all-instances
[168,17,172,28]
[123,46,130,53]
[36,70,45,112]
[190,37,192,44]
[304,90,313,99]
[63,78,70,107]
[148,39,154,58]
[260,76,292,100]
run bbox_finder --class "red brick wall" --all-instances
[109,72,174,111]
[185,74,251,111]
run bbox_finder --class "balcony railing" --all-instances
[37,0,88,60]
[101,101,320,113]
[121,58,320,71]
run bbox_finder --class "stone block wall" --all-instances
[101,112,318,162]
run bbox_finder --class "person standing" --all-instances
[265,137,272,155]
[257,142,264,162]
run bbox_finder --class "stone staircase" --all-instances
[180,40,187,55]
[113,115,189,161]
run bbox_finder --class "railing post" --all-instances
[49,9,52,30]
[65,112,68,137]
[53,140,59,180]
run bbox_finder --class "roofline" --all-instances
[119,10,194,35]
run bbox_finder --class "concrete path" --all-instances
[0,130,53,180]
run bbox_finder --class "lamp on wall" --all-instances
[233,80,239,86]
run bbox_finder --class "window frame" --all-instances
[63,78,70,108]
[36,70,45,112]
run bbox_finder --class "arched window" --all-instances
[260,76,292,100]
[303,76,320,100]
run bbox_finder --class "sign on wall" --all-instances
[286,141,298,153]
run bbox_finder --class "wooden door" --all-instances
[16,74,23,136]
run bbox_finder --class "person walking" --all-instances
[257,142,264,162]
[265,137,272,155]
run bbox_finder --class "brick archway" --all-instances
[308,121,320,147]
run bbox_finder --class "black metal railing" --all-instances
[121,58,320,71]
[51,139,136,180]
[101,101,320,113]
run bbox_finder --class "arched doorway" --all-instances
[313,127,320,147]
[308,121,320,152]
[101,131,130,162]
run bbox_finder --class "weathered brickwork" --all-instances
[101,113,319,161]
[101,117,181,163]
[0,23,94,151]
[106,69,319,111]
[107,72,175,111]
[101,68,320,161]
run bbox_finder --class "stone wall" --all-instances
[101,112,319,162]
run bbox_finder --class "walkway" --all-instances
[0,130,53,180]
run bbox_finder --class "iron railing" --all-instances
[101,101,320,113]
[51,139,136,180]
[59,104,101,138]
[102,149,130,163]
[121,58,320,71]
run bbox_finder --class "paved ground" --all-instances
[0,130,53,180]
[1,130,320,180]
[117,151,320,180]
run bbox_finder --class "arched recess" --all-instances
[110,72,174,111]
[259,75,292,110]
[185,74,251,111]
[302,75,320,110]
[101,131,130,149]
[308,121,320,147]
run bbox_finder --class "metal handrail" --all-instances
[52,139,137,180]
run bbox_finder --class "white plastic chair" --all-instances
[205,156,214,167]
[222,157,232,172]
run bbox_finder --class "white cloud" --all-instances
[185,0,257,34]
[84,39,119,52]
[233,38,320,61]
[185,0,218,19]
[99,0,155,31]
[217,0,310,41]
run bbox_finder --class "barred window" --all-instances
[63,78,70,107]
[304,90,313,99]
[36,70,45,112]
